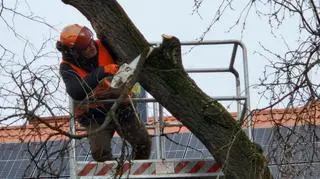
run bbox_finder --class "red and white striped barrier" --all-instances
[77,159,223,178]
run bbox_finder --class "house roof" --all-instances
[1,102,319,143]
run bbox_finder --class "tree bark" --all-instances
[62,0,272,178]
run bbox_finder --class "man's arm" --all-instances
[60,63,108,100]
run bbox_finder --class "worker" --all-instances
[57,24,151,162]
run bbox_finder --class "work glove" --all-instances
[104,64,119,75]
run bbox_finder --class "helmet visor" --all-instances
[73,26,94,50]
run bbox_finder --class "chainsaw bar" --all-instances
[111,47,153,89]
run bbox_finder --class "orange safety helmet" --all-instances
[59,24,93,50]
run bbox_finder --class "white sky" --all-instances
[0,0,305,116]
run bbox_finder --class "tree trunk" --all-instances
[62,0,272,178]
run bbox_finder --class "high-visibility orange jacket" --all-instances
[60,40,117,118]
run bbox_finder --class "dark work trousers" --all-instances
[84,105,151,162]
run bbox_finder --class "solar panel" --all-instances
[253,128,274,146]
[16,143,30,160]
[316,127,320,142]
[40,141,67,160]
[77,136,154,161]
[0,143,27,178]
[7,160,28,179]
[253,128,265,144]
[260,125,320,178]
[0,142,69,178]
[266,127,320,163]
[163,133,213,160]
[164,133,189,159]
[74,132,211,161]
[0,125,319,178]
[0,161,7,178]
[38,141,69,177]
[30,159,51,178]
[51,141,69,156]
[188,134,212,159]
[0,143,21,160]
[262,128,273,145]
[308,163,320,178]
[164,133,183,151]
[43,157,69,176]
[317,142,320,160]
[0,160,14,178]
[75,139,90,161]
[25,142,47,160]
[189,134,201,148]
[278,163,319,179]
[111,137,122,157]
[268,165,279,179]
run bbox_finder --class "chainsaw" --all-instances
[110,47,153,89]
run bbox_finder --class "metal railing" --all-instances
[68,39,251,178]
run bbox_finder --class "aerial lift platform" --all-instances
[68,40,251,178]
